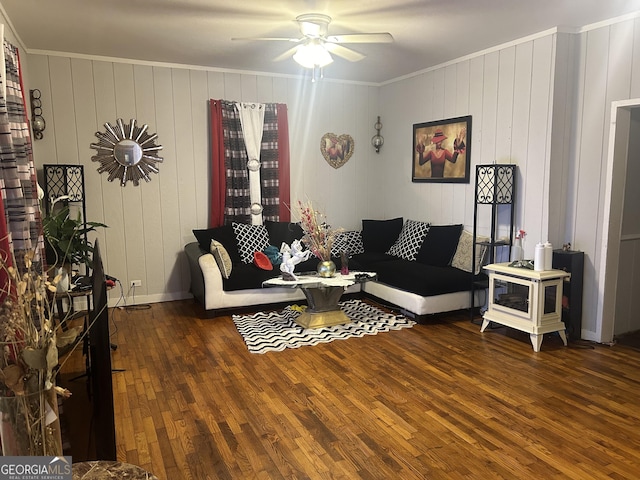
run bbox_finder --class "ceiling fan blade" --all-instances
[327,33,394,44]
[231,36,302,43]
[325,44,365,62]
[273,46,299,62]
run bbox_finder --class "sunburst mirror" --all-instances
[90,118,163,186]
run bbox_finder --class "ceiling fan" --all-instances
[233,13,393,73]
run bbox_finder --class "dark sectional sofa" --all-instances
[184,217,488,322]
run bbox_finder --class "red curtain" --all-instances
[0,192,13,303]
[208,100,290,227]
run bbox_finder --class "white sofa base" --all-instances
[196,248,306,311]
[363,281,486,320]
[187,243,360,316]
[186,242,486,320]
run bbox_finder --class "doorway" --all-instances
[599,99,640,343]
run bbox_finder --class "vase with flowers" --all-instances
[511,229,526,262]
[0,247,69,456]
[295,200,343,278]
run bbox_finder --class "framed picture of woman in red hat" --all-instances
[412,115,471,183]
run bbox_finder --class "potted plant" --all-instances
[42,203,107,270]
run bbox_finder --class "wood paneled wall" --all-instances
[570,17,640,339]
[377,34,557,268]
[377,16,640,340]
[24,55,379,306]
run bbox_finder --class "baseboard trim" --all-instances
[107,291,193,308]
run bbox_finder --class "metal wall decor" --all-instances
[90,118,163,186]
[371,116,384,153]
[320,133,354,169]
[30,89,46,140]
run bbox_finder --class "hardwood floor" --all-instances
[59,298,640,479]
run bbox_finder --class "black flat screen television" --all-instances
[89,239,117,460]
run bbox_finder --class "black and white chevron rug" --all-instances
[232,299,415,354]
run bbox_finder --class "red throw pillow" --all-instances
[253,251,273,270]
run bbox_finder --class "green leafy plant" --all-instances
[42,205,107,268]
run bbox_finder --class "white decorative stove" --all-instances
[481,263,570,352]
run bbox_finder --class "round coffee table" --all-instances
[263,271,377,328]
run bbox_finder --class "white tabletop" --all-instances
[484,262,570,280]
[263,271,377,288]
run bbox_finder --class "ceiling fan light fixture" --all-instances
[293,42,333,69]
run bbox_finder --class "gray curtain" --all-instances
[0,40,43,273]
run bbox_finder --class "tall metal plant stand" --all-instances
[471,164,516,322]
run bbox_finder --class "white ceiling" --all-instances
[2,0,640,84]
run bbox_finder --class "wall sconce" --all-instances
[371,116,384,153]
[30,89,45,140]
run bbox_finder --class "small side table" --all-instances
[481,263,570,352]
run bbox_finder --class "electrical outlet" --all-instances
[130,280,142,287]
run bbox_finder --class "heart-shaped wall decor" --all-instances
[320,133,355,169]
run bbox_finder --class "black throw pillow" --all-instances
[264,221,304,248]
[192,225,241,264]
[361,217,403,253]
[416,224,463,266]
